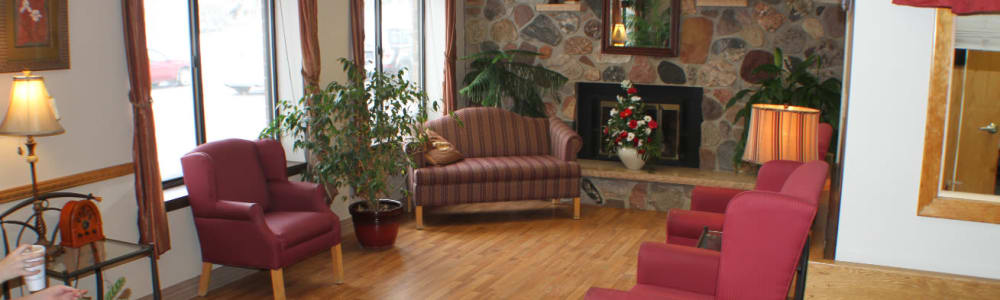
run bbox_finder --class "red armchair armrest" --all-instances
[205,200,264,221]
[666,209,724,241]
[549,118,583,161]
[268,181,331,213]
[637,242,720,296]
[690,186,744,213]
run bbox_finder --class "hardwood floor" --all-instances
[199,201,666,299]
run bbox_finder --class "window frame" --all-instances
[159,0,280,189]
[368,0,428,93]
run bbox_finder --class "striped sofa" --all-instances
[409,107,583,229]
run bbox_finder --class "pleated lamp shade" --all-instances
[612,23,627,47]
[742,104,820,164]
[0,72,64,137]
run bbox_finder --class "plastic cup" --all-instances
[22,245,45,292]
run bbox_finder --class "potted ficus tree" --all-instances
[263,58,431,249]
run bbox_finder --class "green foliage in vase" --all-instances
[626,0,671,47]
[262,58,433,211]
[460,50,568,117]
[727,48,843,165]
[103,277,130,300]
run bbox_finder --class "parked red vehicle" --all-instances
[149,50,191,87]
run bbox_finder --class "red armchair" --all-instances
[585,189,818,300]
[668,160,829,247]
[181,139,343,300]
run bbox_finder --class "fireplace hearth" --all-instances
[575,82,703,168]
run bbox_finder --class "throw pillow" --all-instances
[424,129,463,166]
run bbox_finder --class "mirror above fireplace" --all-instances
[601,0,681,57]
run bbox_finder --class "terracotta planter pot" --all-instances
[349,199,403,249]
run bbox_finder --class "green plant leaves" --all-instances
[459,50,568,117]
[262,58,433,208]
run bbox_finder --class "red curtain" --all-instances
[442,0,457,114]
[350,0,365,70]
[893,0,1000,14]
[299,0,321,91]
[122,0,171,257]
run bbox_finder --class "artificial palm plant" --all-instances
[460,50,568,117]
[727,48,842,165]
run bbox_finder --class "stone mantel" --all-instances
[579,159,755,190]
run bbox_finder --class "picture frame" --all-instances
[0,0,69,73]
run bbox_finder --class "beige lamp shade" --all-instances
[742,104,820,164]
[0,72,64,137]
[612,23,627,47]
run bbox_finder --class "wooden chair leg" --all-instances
[197,262,211,297]
[573,197,581,220]
[332,244,344,284]
[270,268,286,300]
[416,205,424,230]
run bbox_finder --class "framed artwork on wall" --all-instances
[0,0,69,73]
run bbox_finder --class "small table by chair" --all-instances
[47,239,161,300]
[696,227,723,251]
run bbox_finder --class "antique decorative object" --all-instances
[0,71,64,247]
[59,199,106,248]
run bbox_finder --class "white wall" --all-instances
[836,0,1000,280]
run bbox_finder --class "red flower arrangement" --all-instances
[601,80,663,159]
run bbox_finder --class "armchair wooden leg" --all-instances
[270,268,286,300]
[573,197,581,220]
[416,206,424,230]
[332,244,344,284]
[197,262,211,297]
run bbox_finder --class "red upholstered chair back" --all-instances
[716,191,817,300]
[423,107,551,158]
[779,160,829,206]
[818,123,834,160]
[183,139,272,214]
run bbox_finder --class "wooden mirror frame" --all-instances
[918,9,1000,224]
[600,0,681,57]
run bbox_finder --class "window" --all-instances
[365,0,446,115]
[144,0,277,186]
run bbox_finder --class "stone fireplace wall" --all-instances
[463,0,846,171]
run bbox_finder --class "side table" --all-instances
[47,239,161,300]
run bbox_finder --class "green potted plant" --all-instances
[460,50,568,117]
[727,48,842,167]
[263,58,431,249]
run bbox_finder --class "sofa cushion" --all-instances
[414,156,580,185]
[264,212,333,246]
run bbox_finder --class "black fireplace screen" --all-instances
[576,82,702,168]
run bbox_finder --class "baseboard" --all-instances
[806,259,1000,299]
[137,218,354,300]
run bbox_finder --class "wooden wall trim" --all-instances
[0,163,135,203]
[807,259,1000,299]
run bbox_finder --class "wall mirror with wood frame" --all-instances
[919,9,1000,224]
[601,0,681,57]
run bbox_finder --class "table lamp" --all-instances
[742,103,819,164]
[0,71,65,246]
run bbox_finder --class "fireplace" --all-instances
[575,82,703,168]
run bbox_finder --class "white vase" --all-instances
[617,147,646,170]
